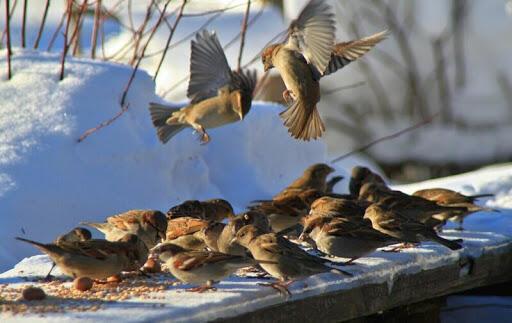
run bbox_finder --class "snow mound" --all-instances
[0,50,342,271]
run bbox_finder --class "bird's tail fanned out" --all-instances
[148,103,186,144]
[279,100,325,141]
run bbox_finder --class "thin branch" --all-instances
[77,104,129,142]
[71,0,88,56]
[33,0,50,49]
[121,0,172,106]
[90,0,101,59]
[153,0,188,81]
[130,2,154,66]
[330,113,440,163]
[236,0,251,72]
[431,38,452,124]
[21,0,27,48]
[5,0,12,80]
[0,0,17,44]
[323,81,366,96]
[59,0,73,81]
[47,9,66,51]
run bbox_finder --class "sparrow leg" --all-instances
[282,89,295,105]
[258,280,294,297]
[43,262,57,281]
[384,242,419,251]
[191,123,210,144]
[186,281,217,293]
[344,258,358,266]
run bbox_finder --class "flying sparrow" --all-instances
[151,242,255,292]
[413,188,497,230]
[149,30,257,144]
[82,210,167,250]
[166,198,234,222]
[261,0,387,140]
[349,166,386,196]
[16,234,148,280]
[234,224,352,296]
[363,203,463,250]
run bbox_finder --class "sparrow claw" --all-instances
[258,281,293,297]
[186,285,217,293]
[199,132,210,145]
[282,90,295,105]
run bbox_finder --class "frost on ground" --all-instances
[1,164,511,322]
[0,50,346,272]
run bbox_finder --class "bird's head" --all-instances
[261,44,280,72]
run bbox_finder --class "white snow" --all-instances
[0,50,346,272]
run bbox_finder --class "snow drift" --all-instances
[0,50,344,271]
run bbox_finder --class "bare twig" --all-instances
[236,0,251,72]
[21,0,27,48]
[59,0,74,81]
[90,0,101,59]
[130,2,154,66]
[0,0,17,44]
[330,113,440,163]
[34,0,50,49]
[431,38,452,124]
[452,0,468,88]
[154,0,188,81]
[71,0,88,56]
[323,81,366,96]
[121,0,172,106]
[47,9,66,51]
[5,0,12,80]
[77,104,129,142]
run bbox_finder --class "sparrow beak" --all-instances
[238,110,244,121]
[298,233,307,241]
[230,237,238,245]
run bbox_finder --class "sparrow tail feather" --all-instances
[148,103,186,144]
[280,100,324,141]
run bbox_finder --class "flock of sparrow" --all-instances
[148,0,388,144]
[17,164,495,296]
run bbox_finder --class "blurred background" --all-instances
[1,0,511,183]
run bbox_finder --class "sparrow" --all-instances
[261,0,387,140]
[359,183,468,225]
[272,163,335,200]
[299,215,397,263]
[349,166,386,196]
[234,224,352,296]
[16,234,148,280]
[45,227,92,279]
[82,210,167,250]
[307,196,371,220]
[149,30,257,144]
[151,242,255,292]
[217,211,272,256]
[166,198,234,222]
[199,221,226,252]
[164,217,210,251]
[412,188,497,230]
[363,203,463,250]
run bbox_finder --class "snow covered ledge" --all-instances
[1,165,512,322]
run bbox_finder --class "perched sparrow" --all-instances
[149,30,257,144]
[45,227,92,279]
[218,211,272,256]
[273,163,335,200]
[300,215,397,263]
[151,242,254,292]
[308,196,371,220]
[164,217,211,251]
[359,183,468,225]
[167,198,234,222]
[234,225,351,295]
[349,166,386,196]
[261,0,387,140]
[326,175,344,193]
[16,234,148,280]
[54,227,92,245]
[413,188,497,229]
[199,222,226,252]
[363,203,463,250]
[82,210,167,250]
